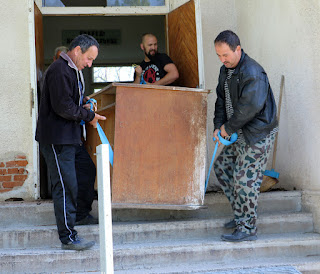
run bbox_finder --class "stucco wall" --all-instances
[200,0,237,190]
[235,0,320,231]
[235,0,320,192]
[0,0,36,200]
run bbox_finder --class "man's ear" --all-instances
[74,45,82,55]
[140,43,144,51]
[236,45,241,53]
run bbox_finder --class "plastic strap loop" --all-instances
[86,98,114,166]
[205,131,238,192]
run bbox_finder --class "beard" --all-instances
[145,49,158,60]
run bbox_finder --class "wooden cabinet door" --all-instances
[34,2,44,83]
[167,0,204,89]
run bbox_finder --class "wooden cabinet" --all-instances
[85,83,208,209]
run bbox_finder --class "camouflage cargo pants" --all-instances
[214,133,276,234]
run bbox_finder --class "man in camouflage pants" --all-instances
[213,30,278,242]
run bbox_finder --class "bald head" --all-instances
[141,33,157,44]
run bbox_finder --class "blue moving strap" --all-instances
[205,131,238,192]
[140,77,146,84]
[86,99,114,166]
[96,122,114,166]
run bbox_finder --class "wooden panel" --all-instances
[168,0,199,88]
[34,3,44,82]
[111,86,207,206]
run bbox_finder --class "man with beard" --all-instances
[134,33,179,85]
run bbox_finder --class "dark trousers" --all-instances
[40,143,96,244]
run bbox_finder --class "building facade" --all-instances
[1,0,319,231]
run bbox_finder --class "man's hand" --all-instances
[133,65,143,84]
[89,113,106,128]
[213,129,222,146]
[220,124,229,138]
[83,97,97,111]
[135,65,142,76]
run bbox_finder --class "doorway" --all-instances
[35,0,203,198]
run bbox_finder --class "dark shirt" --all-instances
[140,53,173,83]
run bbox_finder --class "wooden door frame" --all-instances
[29,0,41,199]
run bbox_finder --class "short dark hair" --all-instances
[214,30,241,51]
[69,34,100,53]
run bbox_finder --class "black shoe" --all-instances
[61,237,95,251]
[75,214,98,226]
[224,219,237,229]
[221,228,257,242]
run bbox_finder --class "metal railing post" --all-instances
[96,144,114,273]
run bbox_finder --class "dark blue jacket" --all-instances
[36,53,95,145]
[214,50,278,145]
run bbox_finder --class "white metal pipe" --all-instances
[96,144,114,274]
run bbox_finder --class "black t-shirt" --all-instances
[140,53,173,83]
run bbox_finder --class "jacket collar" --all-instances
[59,51,85,95]
[60,51,79,72]
[223,49,246,75]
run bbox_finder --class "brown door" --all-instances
[34,2,48,198]
[34,3,44,85]
[167,0,199,88]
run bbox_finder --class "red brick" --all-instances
[0,175,12,182]
[13,175,28,181]
[7,168,19,174]
[0,162,4,167]
[6,160,28,167]
[0,189,11,193]
[0,169,7,175]
[15,155,27,160]
[18,168,26,174]
[2,181,24,188]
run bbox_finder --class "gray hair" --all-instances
[54,46,68,59]
[69,34,100,53]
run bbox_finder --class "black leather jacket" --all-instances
[214,50,278,145]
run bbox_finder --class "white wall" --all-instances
[235,0,320,192]
[235,0,320,231]
[0,0,36,200]
[200,0,237,190]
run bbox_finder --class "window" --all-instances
[93,65,135,85]
[42,0,165,7]
[108,0,165,6]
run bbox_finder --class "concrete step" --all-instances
[0,212,313,249]
[118,256,320,274]
[0,191,302,226]
[112,191,302,221]
[1,232,320,273]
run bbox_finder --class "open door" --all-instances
[34,3,44,85]
[34,2,48,198]
[167,0,204,89]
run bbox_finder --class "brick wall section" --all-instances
[0,155,28,193]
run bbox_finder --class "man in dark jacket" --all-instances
[36,34,105,250]
[213,30,278,242]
